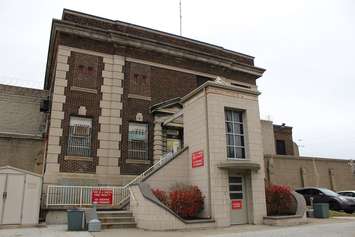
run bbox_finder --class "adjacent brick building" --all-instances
[0,84,48,173]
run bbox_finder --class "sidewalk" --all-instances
[0,217,354,237]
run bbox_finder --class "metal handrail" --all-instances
[45,152,175,208]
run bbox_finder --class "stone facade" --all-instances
[43,46,131,186]
[131,82,268,229]
[183,83,267,225]
[144,148,189,190]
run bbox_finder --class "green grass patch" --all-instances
[330,210,355,217]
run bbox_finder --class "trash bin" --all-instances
[313,203,329,218]
[67,208,85,231]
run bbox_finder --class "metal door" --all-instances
[1,174,25,224]
[229,175,248,224]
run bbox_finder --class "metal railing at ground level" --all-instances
[45,151,178,208]
[46,185,123,207]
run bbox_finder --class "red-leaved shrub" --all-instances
[265,184,294,216]
[152,185,204,219]
[152,188,169,206]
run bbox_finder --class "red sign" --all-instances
[192,150,204,168]
[92,189,113,205]
[232,200,242,209]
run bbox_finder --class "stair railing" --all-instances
[119,152,175,206]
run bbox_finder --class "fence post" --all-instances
[80,187,83,207]
[112,187,115,207]
[46,185,50,207]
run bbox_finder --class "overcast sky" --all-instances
[0,0,354,159]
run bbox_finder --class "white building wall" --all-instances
[206,86,266,225]
[183,91,211,218]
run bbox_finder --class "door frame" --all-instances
[229,173,249,225]
[0,174,26,225]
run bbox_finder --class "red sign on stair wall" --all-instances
[92,189,113,205]
[192,150,204,168]
[232,200,242,209]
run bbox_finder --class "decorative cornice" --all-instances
[181,81,261,103]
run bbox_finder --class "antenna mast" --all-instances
[179,0,182,36]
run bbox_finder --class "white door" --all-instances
[0,174,6,224]
[1,174,25,224]
[229,175,248,224]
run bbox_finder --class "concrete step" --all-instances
[97,210,136,229]
[101,222,136,229]
[100,216,135,224]
[97,210,133,218]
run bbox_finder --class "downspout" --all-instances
[203,87,213,218]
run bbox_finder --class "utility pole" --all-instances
[179,0,182,36]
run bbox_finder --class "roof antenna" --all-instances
[179,0,182,36]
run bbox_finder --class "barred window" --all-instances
[128,123,148,160]
[67,116,92,157]
[225,109,246,159]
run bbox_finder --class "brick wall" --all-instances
[0,84,47,135]
[273,126,295,155]
[120,62,202,174]
[0,84,47,173]
[0,137,43,174]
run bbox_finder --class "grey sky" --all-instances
[0,0,354,159]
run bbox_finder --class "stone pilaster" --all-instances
[44,47,70,183]
[153,121,163,163]
[97,55,124,175]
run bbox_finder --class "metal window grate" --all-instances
[128,123,148,160]
[67,124,92,157]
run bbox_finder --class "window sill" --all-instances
[126,159,151,165]
[64,156,93,162]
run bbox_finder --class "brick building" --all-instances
[43,9,265,188]
[1,8,353,229]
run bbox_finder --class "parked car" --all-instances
[338,191,355,198]
[295,187,355,214]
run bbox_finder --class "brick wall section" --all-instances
[61,11,254,66]
[44,46,127,185]
[0,84,47,135]
[59,51,103,173]
[0,85,46,174]
[120,62,201,174]
[50,33,256,90]
[273,126,295,155]
[0,137,43,174]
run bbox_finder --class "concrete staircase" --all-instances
[97,210,136,229]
